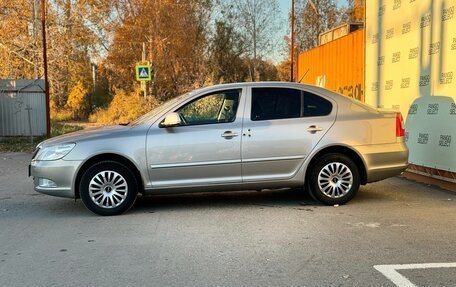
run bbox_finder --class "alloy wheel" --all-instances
[88,170,128,208]
[317,162,353,198]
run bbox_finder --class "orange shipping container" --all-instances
[297,29,365,102]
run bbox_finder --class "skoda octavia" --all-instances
[30,82,408,215]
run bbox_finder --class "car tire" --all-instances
[80,161,138,216]
[307,153,360,205]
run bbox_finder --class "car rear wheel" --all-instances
[307,153,360,205]
[80,161,138,216]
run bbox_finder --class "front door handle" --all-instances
[306,125,323,134]
[221,131,238,139]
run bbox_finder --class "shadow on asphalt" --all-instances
[353,188,393,202]
[133,188,317,213]
[132,185,394,214]
[8,185,395,217]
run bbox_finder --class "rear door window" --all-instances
[251,88,301,121]
[251,88,332,121]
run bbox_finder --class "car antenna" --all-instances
[298,68,310,83]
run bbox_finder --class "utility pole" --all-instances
[32,0,38,79]
[41,0,50,137]
[92,63,96,92]
[290,0,295,82]
[141,42,146,98]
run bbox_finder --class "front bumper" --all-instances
[30,159,82,198]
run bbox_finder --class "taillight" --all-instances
[396,112,405,137]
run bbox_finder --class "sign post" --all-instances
[135,64,153,98]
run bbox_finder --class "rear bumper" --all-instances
[356,142,409,183]
[30,159,82,198]
[367,164,409,183]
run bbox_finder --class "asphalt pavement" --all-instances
[1,152,455,287]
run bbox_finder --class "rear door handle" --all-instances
[221,131,238,139]
[306,125,323,134]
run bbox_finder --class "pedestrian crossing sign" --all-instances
[136,64,152,81]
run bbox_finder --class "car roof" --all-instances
[192,81,350,103]
[195,81,315,90]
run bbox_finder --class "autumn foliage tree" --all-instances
[0,0,41,79]
[89,88,159,124]
[276,59,291,82]
[66,81,89,119]
[0,0,113,109]
[1,0,353,125]
[105,0,212,100]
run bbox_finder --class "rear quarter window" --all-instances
[303,92,332,117]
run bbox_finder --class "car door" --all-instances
[241,86,336,182]
[146,88,245,188]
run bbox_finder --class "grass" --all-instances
[0,121,84,153]
[51,121,84,136]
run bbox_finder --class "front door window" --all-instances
[177,89,240,126]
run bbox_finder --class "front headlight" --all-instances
[35,143,76,161]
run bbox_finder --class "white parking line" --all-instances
[374,263,456,287]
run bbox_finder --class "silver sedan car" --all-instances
[30,82,408,215]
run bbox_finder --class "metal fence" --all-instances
[0,79,46,137]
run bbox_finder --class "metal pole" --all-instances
[41,0,50,137]
[91,63,96,108]
[290,0,295,82]
[26,105,33,144]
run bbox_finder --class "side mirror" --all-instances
[160,112,182,128]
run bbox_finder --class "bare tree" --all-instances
[222,0,282,81]
[209,21,249,83]
[294,0,343,52]
[340,0,364,23]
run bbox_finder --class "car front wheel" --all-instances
[80,161,138,216]
[308,153,360,205]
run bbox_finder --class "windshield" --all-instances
[129,93,190,126]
